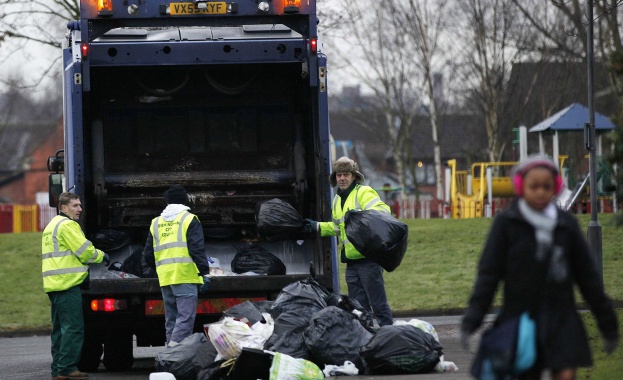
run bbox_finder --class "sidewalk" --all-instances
[327,315,492,379]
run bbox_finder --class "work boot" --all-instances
[54,371,89,380]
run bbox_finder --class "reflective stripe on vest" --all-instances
[152,212,201,286]
[41,216,89,292]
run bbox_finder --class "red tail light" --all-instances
[81,43,89,58]
[90,298,127,312]
[310,38,318,54]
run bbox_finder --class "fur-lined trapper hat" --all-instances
[330,156,365,187]
[165,184,188,205]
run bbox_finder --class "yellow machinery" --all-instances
[448,157,569,219]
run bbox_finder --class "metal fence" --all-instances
[0,204,57,233]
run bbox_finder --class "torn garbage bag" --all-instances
[231,243,286,275]
[360,324,443,374]
[255,198,304,241]
[345,209,408,272]
[325,293,376,333]
[303,306,373,370]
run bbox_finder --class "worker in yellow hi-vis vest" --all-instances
[303,157,393,326]
[42,192,109,380]
[143,185,211,347]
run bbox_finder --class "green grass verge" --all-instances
[0,232,51,332]
[577,311,623,378]
[2,214,622,334]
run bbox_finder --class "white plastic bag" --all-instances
[207,316,274,360]
[269,352,323,380]
[394,318,440,342]
[149,372,176,380]
[322,361,359,376]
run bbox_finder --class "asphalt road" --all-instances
[0,316,490,380]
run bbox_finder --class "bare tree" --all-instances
[0,0,76,89]
[454,0,527,162]
[391,0,450,199]
[330,0,423,199]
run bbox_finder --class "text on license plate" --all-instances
[170,2,226,15]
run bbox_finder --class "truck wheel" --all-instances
[78,330,103,372]
[102,330,134,371]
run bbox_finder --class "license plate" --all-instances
[169,2,226,15]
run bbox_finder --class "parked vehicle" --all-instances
[48,0,334,371]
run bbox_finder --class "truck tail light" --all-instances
[310,38,317,54]
[81,43,89,58]
[145,297,267,316]
[91,298,128,312]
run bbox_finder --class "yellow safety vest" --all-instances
[42,215,103,292]
[151,211,202,286]
[319,184,391,260]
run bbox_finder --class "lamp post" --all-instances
[586,0,603,286]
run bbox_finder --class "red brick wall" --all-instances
[0,121,64,204]
[22,122,64,204]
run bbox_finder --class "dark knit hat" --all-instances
[165,185,188,205]
[329,156,365,187]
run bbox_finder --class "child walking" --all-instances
[461,155,619,380]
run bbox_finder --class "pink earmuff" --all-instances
[513,172,563,197]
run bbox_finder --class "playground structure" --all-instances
[446,159,517,219]
[446,155,616,219]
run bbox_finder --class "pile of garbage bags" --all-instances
[153,277,457,380]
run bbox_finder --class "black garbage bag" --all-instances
[344,209,408,272]
[255,198,304,241]
[192,339,218,374]
[303,306,373,370]
[270,278,329,318]
[231,243,286,275]
[264,325,313,360]
[196,359,234,380]
[121,244,156,278]
[360,324,443,374]
[263,278,330,360]
[223,300,265,325]
[155,333,206,380]
[92,229,132,251]
[325,293,377,333]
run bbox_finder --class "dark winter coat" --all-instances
[462,200,619,370]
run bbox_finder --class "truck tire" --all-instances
[102,330,134,371]
[78,328,103,372]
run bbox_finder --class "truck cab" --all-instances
[50,0,334,371]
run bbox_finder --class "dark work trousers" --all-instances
[161,283,198,344]
[48,285,84,377]
[345,258,393,326]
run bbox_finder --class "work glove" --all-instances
[603,336,619,354]
[303,219,318,234]
[199,275,211,294]
[460,328,472,351]
[102,253,110,266]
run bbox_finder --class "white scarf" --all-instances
[161,204,190,221]
[518,199,557,261]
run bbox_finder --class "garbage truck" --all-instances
[47,0,335,371]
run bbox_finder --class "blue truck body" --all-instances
[54,0,335,370]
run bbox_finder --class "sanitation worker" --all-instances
[303,156,394,326]
[143,184,211,347]
[42,192,109,380]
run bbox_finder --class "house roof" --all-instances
[0,122,58,175]
[529,103,617,132]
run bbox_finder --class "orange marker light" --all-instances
[284,0,299,13]
[81,43,89,58]
[98,0,112,12]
